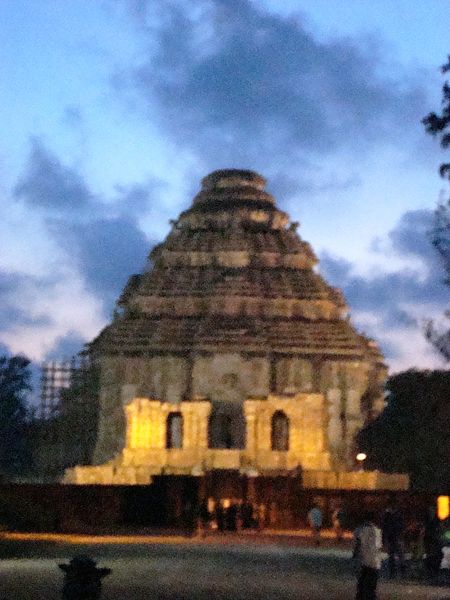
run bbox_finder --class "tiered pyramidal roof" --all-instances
[93,169,381,360]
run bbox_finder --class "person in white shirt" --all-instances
[353,511,382,600]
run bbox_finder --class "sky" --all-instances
[1,0,449,383]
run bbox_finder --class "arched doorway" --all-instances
[271,410,289,451]
[166,412,183,449]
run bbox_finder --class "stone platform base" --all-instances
[302,469,409,490]
[64,463,408,491]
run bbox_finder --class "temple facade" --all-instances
[66,169,406,490]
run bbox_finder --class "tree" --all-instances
[0,354,32,477]
[358,370,450,492]
[423,56,450,359]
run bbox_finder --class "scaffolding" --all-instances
[39,356,90,420]
[37,355,94,479]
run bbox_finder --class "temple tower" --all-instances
[77,169,387,483]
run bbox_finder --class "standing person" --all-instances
[216,501,225,532]
[353,511,382,600]
[307,503,323,545]
[226,500,238,532]
[332,505,346,542]
[382,500,405,577]
[195,498,210,538]
[240,500,252,529]
[257,503,266,531]
[423,506,443,577]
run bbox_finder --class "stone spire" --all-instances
[93,169,376,359]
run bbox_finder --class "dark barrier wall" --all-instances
[0,475,439,533]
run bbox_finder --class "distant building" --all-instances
[66,169,406,490]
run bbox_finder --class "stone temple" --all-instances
[67,169,406,489]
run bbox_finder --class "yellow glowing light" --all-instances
[129,415,152,449]
[437,495,450,520]
[356,453,367,462]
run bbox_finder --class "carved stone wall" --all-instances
[66,392,408,490]
[93,352,383,469]
[244,394,331,471]
[67,393,330,483]
[77,169,390,484]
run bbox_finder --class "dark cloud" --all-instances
[50,217,150,305]
[14,138,94,212]
[319,253,353,283]
[119,0,426,170]
[44,331,87,361]
[112,181,162,218]
[319,208,448,358]
[388,209,437,261]
[14,138,155,316]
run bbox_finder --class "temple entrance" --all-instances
[208,407,246,449]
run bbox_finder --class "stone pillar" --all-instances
[194,402,211,450]
[326,388,343,465]
[148,401,165,449]
[243,400,258,458]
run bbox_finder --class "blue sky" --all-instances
[1,0,449,374]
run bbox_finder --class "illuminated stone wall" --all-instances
[92,353,382,470]
[67,393,330,483]
[66,392,408,490]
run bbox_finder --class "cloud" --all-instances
[319,208,448,370]
[118,0,426,170]
[14,138,155,311]
[267,171,361,203]
[0,271,52,333]
[44,331,88,361]
[0,266,104,362]
[2,138,159,361]
[50,216,150,305]
[14,137,94,213]
[112,181,161,219]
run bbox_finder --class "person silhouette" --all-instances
[353,511,382,600]
[58,555,111,600]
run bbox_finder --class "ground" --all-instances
[0,532,448,599]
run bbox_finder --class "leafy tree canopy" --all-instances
[423,56,450,179]
[0,354,32,476]
[358,369,450,492]
[422,56,450,359]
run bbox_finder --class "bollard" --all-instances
[58,555,111,600]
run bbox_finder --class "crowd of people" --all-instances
[194,496,447,577]
[187,495,448,599]
[194,498,271,534]
[306,500,447,599]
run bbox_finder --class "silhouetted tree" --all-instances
[0,354,32,477]
[423,56,450,180]
[358,370,450,492]
[423,56,450,359]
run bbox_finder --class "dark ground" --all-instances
[0,532,448,599]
